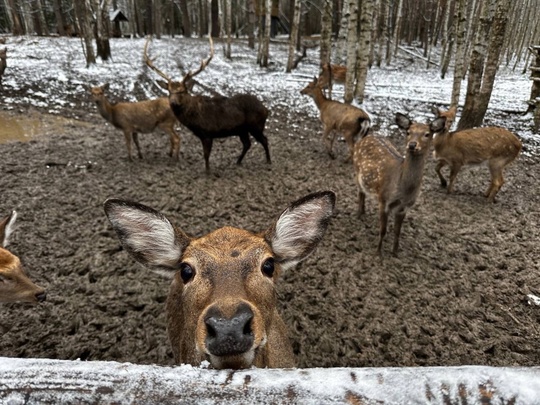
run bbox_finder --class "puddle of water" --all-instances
[0,110,83,143]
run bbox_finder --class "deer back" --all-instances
[104,191,336,369]
[318,63,347,88]
[0,212,46,304]
[434,126,522,166]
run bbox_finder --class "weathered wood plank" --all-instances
[1,357,539,404]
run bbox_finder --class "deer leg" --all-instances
[201,138,213,173]
[392,210,407,256]
[344,132,355,162]
[322,125,335,159]
[170,130,181,160]
[487,160,505,202]
[447,164,462,194]
[123,131,133,161]
[237,133,252,165]
[376,204,388,256]
[251,130,272,164]
[435,160,448,188]
[132,133,143,159]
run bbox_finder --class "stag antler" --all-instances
[143,36,171,83]
[183,36,214,84]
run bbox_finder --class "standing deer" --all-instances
[104,191,336,369]
[144,37,271,173]
[431,106,522,202]
[0,48,7,86]
[0,211,46,303]
[90,84,181,161]
[318,63,347,100]
[353,113,446,255]
[301,76,371,161]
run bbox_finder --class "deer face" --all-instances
[300,77,319,97]
[104,192,336,369]
[396,113,446,155]
[0,212,46,304]
[89,85,108,104]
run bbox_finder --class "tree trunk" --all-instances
[450,0,467,108]
[335,0,349,63]
[286,0,301,72]
[343,0,358,103]
[354,0,374,103]
[392,0,403,56]
[6,0,23,35]
[20,0,33,34]
[74,0,96,66]
[52,0,66,35]
[320,0,332,66]
[211,0,220,37]
[154,0,162,38]
[178,0,191,37]
[31,0,48,36]
[145,0,153,35]
[95,0,112,61]
[225,0,232,58]
[259,0,271,67]
[439,0,454,78]
[458,0,510,130]
[247,0,256,48]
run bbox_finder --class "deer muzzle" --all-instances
[204,303,255,358]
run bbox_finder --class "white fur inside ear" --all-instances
[110,207,181,268]
[2,211,17,248]
[272,201,326,264]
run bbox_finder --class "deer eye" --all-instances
[179,263,195,283]
[261,258,275,278]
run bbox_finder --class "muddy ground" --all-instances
[0,94,539,369]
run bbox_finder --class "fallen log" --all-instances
[1,357,539,404]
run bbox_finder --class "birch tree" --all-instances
[354,0,374,103]
[74,0,96,66]
[286,0,301,72]
[224,0,232,59]
[458,0,511,130]
[320,0,333,66]
[344,0,358,103]
[450,0,467,108]
[335,0,350,63]
[392,0,403,57]
[95,0,113,61]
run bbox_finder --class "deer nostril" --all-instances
[35,291,46,302]
[409,142,417,150]
[243,317,252,336]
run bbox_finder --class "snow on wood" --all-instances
[1,357,540,404]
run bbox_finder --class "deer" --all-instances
[0,211,46,304]
[353,113,446,256]
[0,48,6,86]
[90,84,181,162]
[431,106,522,202]
[301,76,371,161]
[104,191,336,369]
[144,37,271,173]
[317,63,347,100]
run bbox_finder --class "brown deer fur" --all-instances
[353,113,446,255]
[318,63,347,100]
[0,211,46,304]
[0,48,6,86]
[301,76,371,161]
[145,38,271,173]
[432,107,522,202]
[90,84,180,161]
[104,191,336,369]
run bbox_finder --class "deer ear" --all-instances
[431,117,447,133]
[265,191,336,271]
[104,199,190,276]
[0,211,17,248]
[395,113,411,130]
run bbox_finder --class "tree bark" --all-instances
[6,0,24,35]
[52,0,66,36]
[154,0,162,38]
[450,0,467,108]
[74,0,96,66]
[343,0,358,103]
[320,0,332,66]
[335,0,350,64]
[225,0,232,58]
[286,0,301,72]
[246,0,256,48]
[31,0,48,36]
[392,0,403,57]
[95,0,112,61]
[177,0,192,37]
[354,0,374,103]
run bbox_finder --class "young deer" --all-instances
[104,191,335,369]
[301,76,371,161]
[0,211,46,303]
[318,63,347,100]
[90,84,181,162]
[432,106,522,202]
[144,37,271,173]
[353,113,446,255]
[0,48,7,86]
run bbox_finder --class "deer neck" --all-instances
[398,151,427,195]
[95,97,115,123]
[311,87,328,110]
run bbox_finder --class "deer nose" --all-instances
[408,142,417,151]
[35,291,46,302]
[204,303,254,357]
